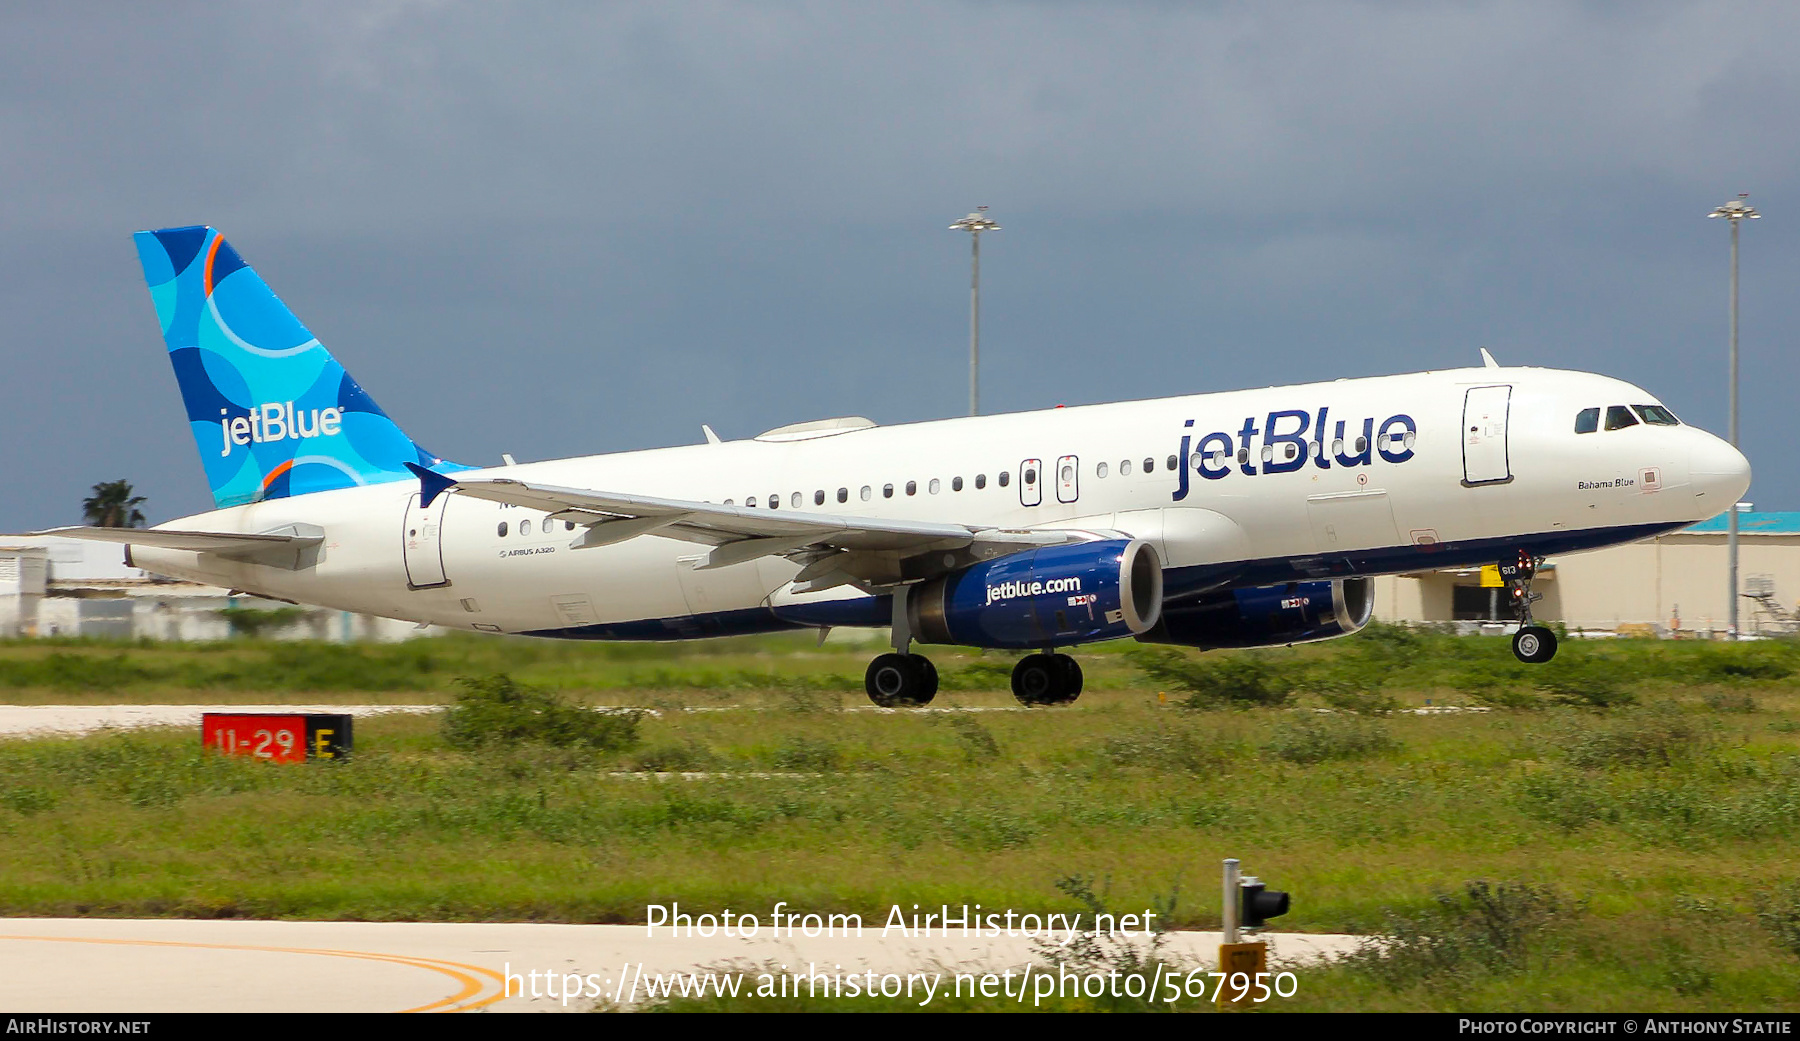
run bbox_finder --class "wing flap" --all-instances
[442,476,1096,578]
[451,478,977,551]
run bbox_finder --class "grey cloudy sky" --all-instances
[2,2,1795,530]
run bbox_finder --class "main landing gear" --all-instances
[1502,550,1558,664]
[1010,653,1083,707]
[865,653,938,708]
[862,585,1083,708]
[865,584,939,708]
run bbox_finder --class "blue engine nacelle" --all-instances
[1136,577,1374,650]
[910,539,1164,649]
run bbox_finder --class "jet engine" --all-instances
[1136,577,1374,650]
[909,539,1163,649]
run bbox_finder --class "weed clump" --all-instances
[1701,690,1758,713]
[771,736,843,772]
[1534,658,1638,709]
[1101,724,1228,773]
[1262,714,1396,764]
[1306,675,1400,715]
[631,741,718,773]
[1129,649,1292,708]
[1755,883,1800,959]
[0,652,153,692]
[1031,874,1182,1012]
[1462,675,1543,710]
[441,674,642,751]
[1338,881,1572,987]
[938,715,1002,762]
[1555,703,1710,769]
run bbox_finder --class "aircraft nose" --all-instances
[1691,434,1751,510]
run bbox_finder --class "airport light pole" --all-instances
[1709,195,1759,639]
[950,208,1000,416]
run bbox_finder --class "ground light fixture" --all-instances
[1708,194,1760,639]
[949,207,1000,416]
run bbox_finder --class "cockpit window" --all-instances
[1574,408,1600,434]
[1604,405,1639,431]
[1633,404,1680,426]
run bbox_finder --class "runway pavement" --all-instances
[0,918,1361,1012]
[0,704,440,740]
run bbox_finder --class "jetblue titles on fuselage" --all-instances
[1172,407,1418,501]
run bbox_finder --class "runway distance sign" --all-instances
[202,713,353,762]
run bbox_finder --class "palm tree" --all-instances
[82,480,147,528]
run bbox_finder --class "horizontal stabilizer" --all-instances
[31,526,323,557]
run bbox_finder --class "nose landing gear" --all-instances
[1502,550,1557,664]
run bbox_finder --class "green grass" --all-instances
[2,627,1800,1011]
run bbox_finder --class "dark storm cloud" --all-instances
[1,2,1795,528]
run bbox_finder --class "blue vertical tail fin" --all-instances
[133,226,465,507]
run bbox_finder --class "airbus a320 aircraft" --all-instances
[41,226,1752,707]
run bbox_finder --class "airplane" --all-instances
[36,226,1752,707]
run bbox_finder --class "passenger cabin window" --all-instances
[952,476,964,491]
[860,486,871,501]
[1604,405,1639,431]
[768,494,779,509]
[975,474,986,489]
[1143,457,1154,473]
[814,490,825,506]
[1120,459,1132,476]
[999,472,1010,487]
[1166,455,1178,471]
[906,481,917,496]
[519,518,532,535]
[1096,462,1109,479]
[1634,404,1680,426]
[837,487,848,503]
[496,521,508,537]
[928,478,940,494]
[792,492,803,508]
[1574,408,1600,434]
[883,483,894,498]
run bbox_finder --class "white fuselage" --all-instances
[129,365,1750,642]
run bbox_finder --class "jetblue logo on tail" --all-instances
[136,225,466,507]
[220,404,343,456]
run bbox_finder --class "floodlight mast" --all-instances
[950,208,1000,416]
[1708,195,1760,640]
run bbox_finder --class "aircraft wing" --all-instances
[442,475,1089,588]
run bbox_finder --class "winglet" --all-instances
[405,462,457,508]
[702,425,722,445]
[1479,347,1499,369]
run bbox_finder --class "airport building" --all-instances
[0,535,425,642]
[1373,511,1800,636]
